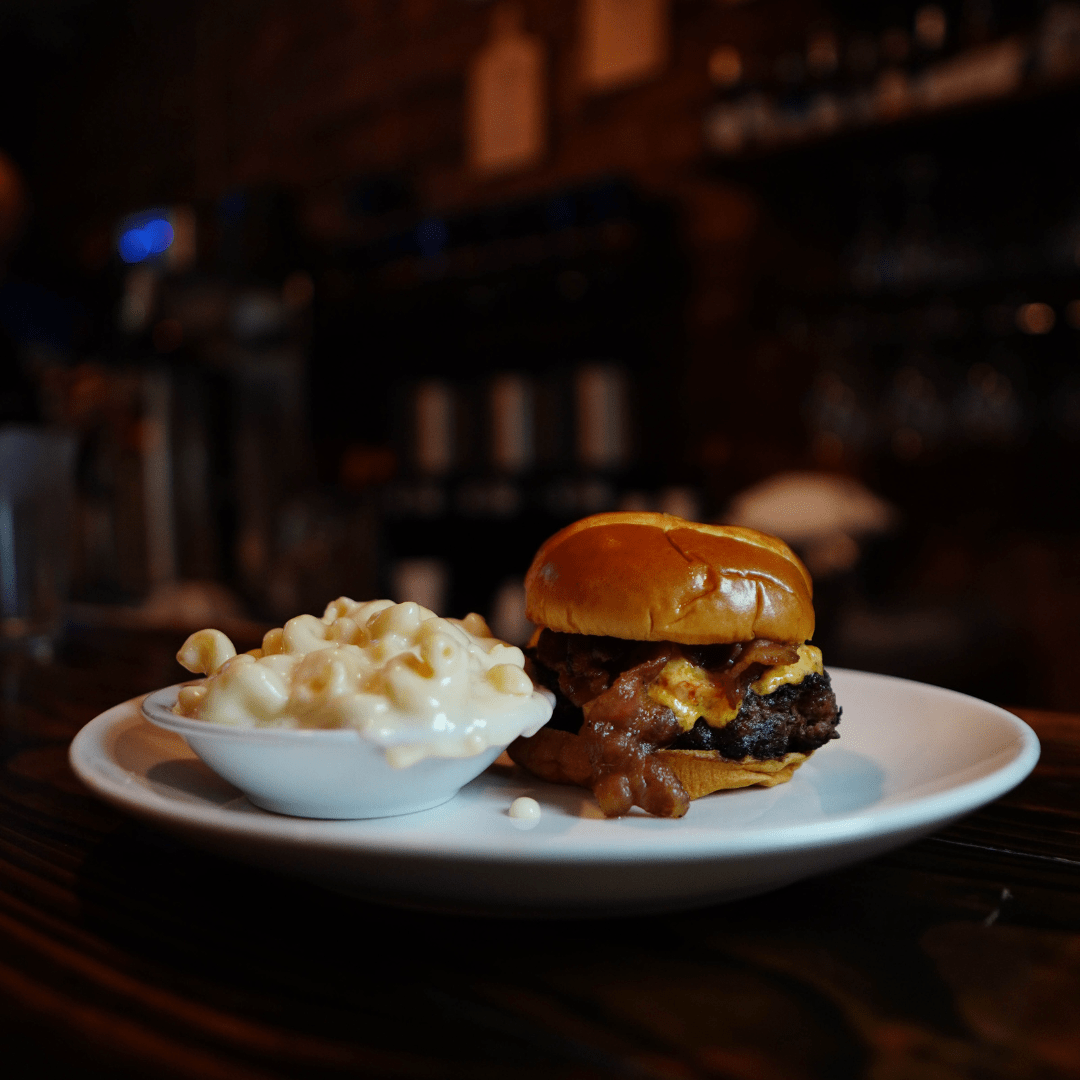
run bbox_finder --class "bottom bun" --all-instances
[652,748,808,800]
[507,726,812,805]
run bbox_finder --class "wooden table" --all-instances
[2,626,1078,1079]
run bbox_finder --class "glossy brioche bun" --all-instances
[524,512,814,645]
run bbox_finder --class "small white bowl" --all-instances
[141,684,554,819]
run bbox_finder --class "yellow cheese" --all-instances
[750,644,823,696]
[648,658,739,732]
[647,644,823,732]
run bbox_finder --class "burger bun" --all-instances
[524,512,814,645]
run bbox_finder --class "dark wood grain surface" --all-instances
[1,626,1078,1079]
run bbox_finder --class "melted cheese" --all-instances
[751,644,823,696]
[647,644,823,732]
[648,659,740,732]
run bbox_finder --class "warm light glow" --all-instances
[915,5,947,50]
[1016,302,1056,335]
[806,31,839,77]
[708,46,742,87]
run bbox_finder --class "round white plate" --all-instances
[69,669,1039,917]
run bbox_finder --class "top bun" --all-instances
[525,513,814,645]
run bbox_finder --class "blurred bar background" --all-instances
[1,0,1078,708]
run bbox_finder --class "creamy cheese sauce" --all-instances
[647,644,823,732]
[174,598,552,767]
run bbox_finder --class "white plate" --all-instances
[69,669,1039,917]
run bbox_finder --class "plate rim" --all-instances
[69,668,1041,866]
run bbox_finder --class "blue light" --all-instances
[119,229,151,263]
[118,217,174,263]
[144,219,174,254]
[415,217,448,259]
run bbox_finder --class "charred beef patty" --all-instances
[667,673,840,759]
[527,629,841,757]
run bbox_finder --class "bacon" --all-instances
[710,638,800,711]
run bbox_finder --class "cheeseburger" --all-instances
[508,512,840,818]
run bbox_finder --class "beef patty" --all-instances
[666,672,840,759]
